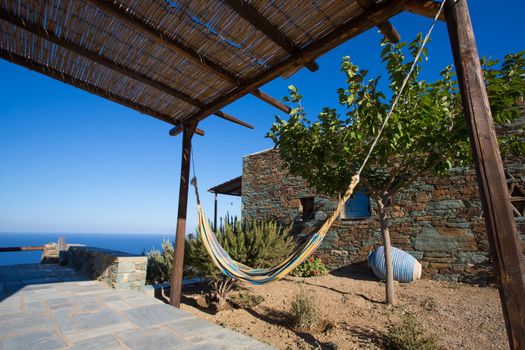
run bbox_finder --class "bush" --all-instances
[290,255,328,277]
[290,289,321,329]
[387,314,441,350]
[146,239,174,285]
[230,292,265,309]
[184,216,295,310]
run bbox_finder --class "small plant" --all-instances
[230,291,265,309]
[290,289,321,329]
[185,216,294,311]
[290,255,328,277]
[145,239,174,285]
[386,314,441,350]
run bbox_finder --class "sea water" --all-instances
[0,232,173,266]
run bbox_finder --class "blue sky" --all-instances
[1,1,523,235]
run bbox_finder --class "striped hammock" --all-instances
[194,174,360,284]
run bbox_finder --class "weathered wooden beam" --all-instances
[405,0,446,21]
[169,125,206,137]
[445,0,525,348]
[181,0,407,124]
[87,0,241,85]
[357,0,401,43]
[0,49,178,126]
[251,89,291,114]
[88,0,312,111]
[222,0,318,72]
[0,8,202,109]
[170,122,197,308]
[214,111,254,129]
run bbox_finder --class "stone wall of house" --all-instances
[67,246,147,291]
[242,149,525,284]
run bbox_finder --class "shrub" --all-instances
[230,292,265,309]
[387,314,441,350]
[290,255,328,277]
[290,289,321,329]
[146,239,174,285]
[185,216,294,311]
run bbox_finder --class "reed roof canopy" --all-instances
[0,0,441,130]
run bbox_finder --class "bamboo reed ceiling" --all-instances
[0,0,407,126]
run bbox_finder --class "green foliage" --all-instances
[268,35,525,200]
[290,255,328,277]
[184,216,295,279]
[184,216,295,310]
[230,291,265,309]
[290,289,321,329]
[145,239,174,285]
[387,314,441,350]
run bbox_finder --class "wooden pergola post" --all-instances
[445,1,525,348]
[170,122,197,308]
[213,192,218,231]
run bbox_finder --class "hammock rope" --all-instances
[190,0,446,285]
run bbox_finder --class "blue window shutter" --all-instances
[344,191,371,218]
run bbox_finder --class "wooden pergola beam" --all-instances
[405,0,446,21]
[0,49,179,126]
[214,111,254,129]
[169,125,206,137]
[222,0,319,71]
[251,89,291,114]
[88,0,302,113]
[87,0,242,85]
[181,0,407,125]
[0,8,203,109]
[445,0,525,348]
[357,0,401,43]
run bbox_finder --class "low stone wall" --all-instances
[67,246,147,291]
[242,149,525,284]
[41,243,60,264]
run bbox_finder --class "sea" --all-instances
[0,232,173,266]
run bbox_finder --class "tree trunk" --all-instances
[377,197,396,306]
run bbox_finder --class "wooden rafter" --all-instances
[405,0,446,21]
[88,0,293,113]
[180,0,407,126]
[0,48,177,125]
[357,0,401,43]
[250,89,291,114]
[169,125,205,137]
[0,8,203,109]
[222,0,319,71]
[214,111,254,129]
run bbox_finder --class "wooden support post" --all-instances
[445,1,525,348]
[214,192,218,232]
[169,122,197,308]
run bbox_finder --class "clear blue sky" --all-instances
[1,1,523,235]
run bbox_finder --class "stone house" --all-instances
[209,119,524,284]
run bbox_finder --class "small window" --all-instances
[343,191,371,219]
[300,197,315,220]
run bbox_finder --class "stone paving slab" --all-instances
[0,264,274,349]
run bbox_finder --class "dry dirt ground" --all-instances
[180,265,508,350]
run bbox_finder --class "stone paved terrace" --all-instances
[0,264,274,350]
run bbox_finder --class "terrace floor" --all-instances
[0,264,273,350]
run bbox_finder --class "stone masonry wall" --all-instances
[242,149,525,284]
[67,246,147,291]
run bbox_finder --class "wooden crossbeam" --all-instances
[180,0,407,126]
[0,8,203,109]
[251,89,291,114]
[222,0,319,71]
[213,111,254,129]
[357,0,401,43]
[0,49,178,126]
[87,0,242,85]
[169,125,205,137]
[405,0,446,21]
[88,0,302,113]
